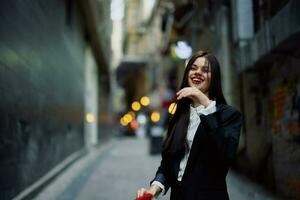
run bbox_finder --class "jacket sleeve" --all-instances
[150,155,170,195]
[199,106,242,167]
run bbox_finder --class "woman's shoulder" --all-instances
[217,104,242,119]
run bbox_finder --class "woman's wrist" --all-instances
[149,184,162,196]
[194,95,210,107]
[192,98,211,107]
[202,98,211,108]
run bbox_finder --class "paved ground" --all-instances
[34,137,283,200]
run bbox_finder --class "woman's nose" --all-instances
[195,68,203,74]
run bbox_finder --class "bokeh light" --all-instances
[150,111,160,123]
[123,113,133,123]
[137,114,147,125]
[131,101,141,111]
[130,119,139,129]
[168,102,177,114]
[120,117,128,126]
[140,96,150,106]
[86,113,95,123]
[128,111,136,119]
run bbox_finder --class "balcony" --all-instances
[240,0,300,72]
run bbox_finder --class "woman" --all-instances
[136,51,242,200]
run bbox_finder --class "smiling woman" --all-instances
[136,50,242,200]
[186,56,211,98]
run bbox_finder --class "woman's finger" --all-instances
[140,188,145,197]
[137,189,141,197]
[178,89,191,99]
[137,188,147,198]
[176,89,183,96]
[177,87,202,100]
[177,92,185,100]
[177,90,188,99]
[176,87,189,95]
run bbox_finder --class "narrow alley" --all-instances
[1,0,300,200]
[33,137,281,200]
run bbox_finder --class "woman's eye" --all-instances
[202,67,209,73]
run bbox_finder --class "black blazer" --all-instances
[151,104,242,200]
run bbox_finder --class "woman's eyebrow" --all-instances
[192,64,199,67]
[192,64,209,68]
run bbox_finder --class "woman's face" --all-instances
[187,57,211,96]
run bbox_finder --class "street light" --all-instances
[174,41,192,59]
[86,113,95,123]
[150,111,160,123]
[120,117,128,126]
[137,113,147,125]
[131,101,141,111]
[168,102,177,114]
[128,111,136,119]
[140,96,150,106]
[123,113,133,123]
[130,119,139,130]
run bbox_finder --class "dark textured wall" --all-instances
[0,1,86,199]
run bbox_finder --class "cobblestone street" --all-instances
[33,137,282,200]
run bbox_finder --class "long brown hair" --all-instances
[163,51,227,156]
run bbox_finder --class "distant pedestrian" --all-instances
[136,51,242,200]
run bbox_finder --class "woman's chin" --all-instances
[191,84,202,90]
[189,82,206,91]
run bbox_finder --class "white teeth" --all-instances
[192,78,201,82]
[191,78,202,85]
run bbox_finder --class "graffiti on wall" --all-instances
[268,60,300,198]
[270,83,300,142]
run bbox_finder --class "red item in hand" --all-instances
[135,193,153,200]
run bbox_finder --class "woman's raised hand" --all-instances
[176,87,211,107]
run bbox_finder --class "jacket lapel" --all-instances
[180,103,225,181]
[180,122,205,180]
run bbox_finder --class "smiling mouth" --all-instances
[191,77,203,85]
